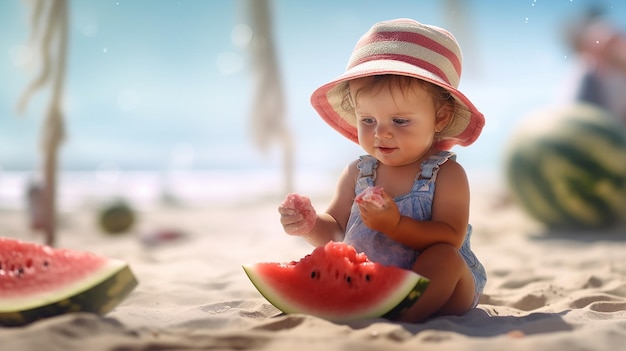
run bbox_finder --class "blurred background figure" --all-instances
[502,5,626,232]
[244,0,294,194]
[563,6,626,124]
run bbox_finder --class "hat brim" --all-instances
[311,59,484,150]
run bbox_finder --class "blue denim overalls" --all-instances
[343,151,487,305]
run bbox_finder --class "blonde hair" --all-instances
[341,75,467,140]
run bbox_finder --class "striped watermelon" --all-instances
[504,103,626,230]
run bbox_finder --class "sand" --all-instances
[1,186,625,351]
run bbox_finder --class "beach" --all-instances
[1,0,626,349]
[1,180,625,351]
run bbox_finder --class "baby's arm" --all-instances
[279,193,317,235]
[363,160,470,250]
[278,163,357,247]
[278,194,345,247]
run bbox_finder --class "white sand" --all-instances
[1,187,625,351]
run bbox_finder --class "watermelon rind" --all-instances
[380,277,430,320]
[0,259,138,327]
[504,103,626,230]
[242,263,429,322]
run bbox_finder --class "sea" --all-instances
[1,0,623,211]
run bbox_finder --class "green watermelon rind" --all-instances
[381,277,430,320]
[504,103,626,230]
[242,264,429,322]
[0,259,138,327]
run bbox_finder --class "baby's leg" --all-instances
[395,243,476,323]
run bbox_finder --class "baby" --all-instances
[279,18,486,322]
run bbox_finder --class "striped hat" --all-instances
[310,18,484,149]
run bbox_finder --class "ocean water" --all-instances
[1,0,624,210]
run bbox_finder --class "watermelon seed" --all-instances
[310,271,321,279]
[345,276,351,284]
[365,274,371,282]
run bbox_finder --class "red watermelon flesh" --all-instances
[355,186,386,209]
[243,241,429,321]
[0,238,138,326]
[280,193,317,234]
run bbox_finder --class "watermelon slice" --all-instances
[243,241,429,321]
[0,238,138,327]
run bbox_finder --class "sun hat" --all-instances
[310,18,484,150]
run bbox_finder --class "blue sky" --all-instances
[1,0,624,174]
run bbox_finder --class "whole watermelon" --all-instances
[98,201,136,235]
[504,103,626,230]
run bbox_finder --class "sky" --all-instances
[0,0,625,176]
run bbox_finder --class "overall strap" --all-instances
[420,150,457,181]
[356,155,378,191]
[358,155,378,179]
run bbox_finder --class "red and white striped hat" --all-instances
[310,18,484,149]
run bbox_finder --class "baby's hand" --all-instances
[357,187,401,235]
[278,193,317,235]
[355,186,385,208]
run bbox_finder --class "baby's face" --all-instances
[350,79,444,167]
